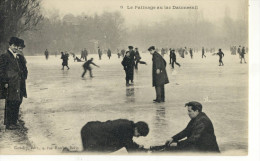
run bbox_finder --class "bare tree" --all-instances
[0,0,43,53]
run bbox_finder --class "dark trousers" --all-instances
[4,100,22,126]
[82,67,92,77]
[155,85,165,101]
[171,60,180,68]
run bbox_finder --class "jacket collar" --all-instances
[8,48,17,58]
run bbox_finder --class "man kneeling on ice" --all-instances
[81,119,149,153]
[161,101,220,153]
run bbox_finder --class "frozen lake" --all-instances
[12,51,248,154]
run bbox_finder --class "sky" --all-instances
[41,0,248,26]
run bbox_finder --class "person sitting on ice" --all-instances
[164,101,220,153]
[74,56,83,62]
[80,119,149,153]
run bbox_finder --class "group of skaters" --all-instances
[230,45,247,64]
[1,37,247,154]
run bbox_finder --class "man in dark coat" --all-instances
[215,49,224,66]
[44,49,49,60]
[134,48,146,69]
[107,49,112,59]
[165,101,220,153]
[237,45,241,57]
[189,48,193,59]
[61,52,70,70]
[148,46,169,103]
[240,47,246,64]
[202,47,206,58]
[170,49,181,69]
[81,58,99,78]
[122,51,133,86]
[127,46,135,83]
[0,37,25,130]
[16,39,28,101]
[98,47,102,60]
[80,119,149,153]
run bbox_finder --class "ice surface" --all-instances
[19,51,247,154]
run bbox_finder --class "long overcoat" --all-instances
[152,52,169,87]
[0,50,22,101]
[81,119,140,153]
[172,112,220,152]
[17,54,28,98]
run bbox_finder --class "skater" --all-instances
[98,47,102,60]
[237,45,241,57]
[189,48,193,59]
[161,48,166,57]
[107,49,112,59]
[134,48,147,70]
[44,49,49,60]
[240,47,247,64]
[202,47,206,58]
[74,56,84,62]
[214,49,224,66]
[82,48,88,61]
[122,51,134,86]
[148,46,169,103]
[121,49,126,57]
[80,119,149,153]
[127,46,136,83]
[164,101,220,153]
[81,58,99,78]
[0,37,27,130]
[61,52,70,70]
[169,49,181,69]
[117,49,121,58]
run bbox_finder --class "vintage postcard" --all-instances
[0,0,256,160]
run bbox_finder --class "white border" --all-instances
[1,0,259,161]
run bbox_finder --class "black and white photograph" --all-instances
[0,0,259,160]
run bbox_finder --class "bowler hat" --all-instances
[8,37,20,46]
[17,39,26,48]
[148,46,155,51]
[128,46,133,49]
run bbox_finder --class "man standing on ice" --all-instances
[127,46,135,84]
[239,47,247,64]
[202,47,206,58]
[81,58,99,78]
[44,49,49,60]
[107,48,112,59]
[0,37,27,130]
[98,47,102,60]
[148,46,169,103]
[122,51,134,86]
